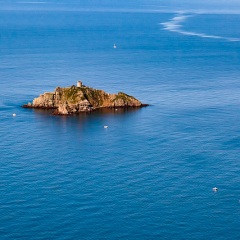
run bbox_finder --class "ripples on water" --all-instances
[0,6,240,240]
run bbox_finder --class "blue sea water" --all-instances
[0,1,240,239]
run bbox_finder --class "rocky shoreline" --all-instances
[23,82,148,115]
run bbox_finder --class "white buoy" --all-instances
[13,113,16,117]
[212,187,218,192]
[104,126,108,129]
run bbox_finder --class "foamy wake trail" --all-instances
[161,13,240,42]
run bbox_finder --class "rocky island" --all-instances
[23,81,148,115]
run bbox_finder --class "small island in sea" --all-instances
[23,81,148,115]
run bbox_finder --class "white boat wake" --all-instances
[161,13,240,42]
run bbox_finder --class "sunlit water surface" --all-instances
[0,5,240,240]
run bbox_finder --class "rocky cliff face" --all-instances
[23,85,145,115]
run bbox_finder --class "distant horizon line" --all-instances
[1,7,240,15]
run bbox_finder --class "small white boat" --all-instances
[13,113,16,117]
[113,43,117,49]
[212,187,218,191]
[104,126,108,129]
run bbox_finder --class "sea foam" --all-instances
[161,13,240,42]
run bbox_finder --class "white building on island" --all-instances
[77,81,82,87]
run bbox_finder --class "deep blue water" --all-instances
[0,2,240,239]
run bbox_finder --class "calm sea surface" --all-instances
[0,2,240,239]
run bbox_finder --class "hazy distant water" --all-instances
[0,3,240,240]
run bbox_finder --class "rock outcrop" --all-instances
[23,84,147,115]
